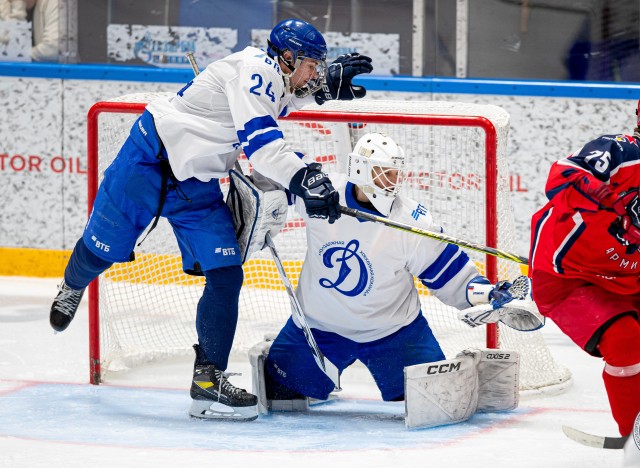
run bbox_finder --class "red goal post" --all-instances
[86,96,571,393]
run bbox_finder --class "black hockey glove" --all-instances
[289,163,341,224]
[609,188,640,252]
[314,53,373,105]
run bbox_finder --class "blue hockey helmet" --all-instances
[267,19,328,97]
[268,19,327,63]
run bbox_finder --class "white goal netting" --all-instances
[89,94,571,392]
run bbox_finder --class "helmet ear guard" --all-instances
[347,133,407,216]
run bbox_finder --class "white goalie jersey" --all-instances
[294,173,481,342]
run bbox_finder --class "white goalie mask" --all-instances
[346,133,406,216]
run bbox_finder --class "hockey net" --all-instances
[87,94,571,392]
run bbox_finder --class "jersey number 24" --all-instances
[249,74,276,103]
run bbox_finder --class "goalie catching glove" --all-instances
[459,275,545,332]
[314,53,373,105]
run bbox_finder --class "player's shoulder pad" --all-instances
[390,196,439,231]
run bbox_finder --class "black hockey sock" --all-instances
[195,265,243,370]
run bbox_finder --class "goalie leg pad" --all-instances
[248,337,309,414]
[249,338,273,415]
[475,349,520,412]
[226,169,288,263]
[404,352,480,429]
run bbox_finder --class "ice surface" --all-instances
[0,277,624,467]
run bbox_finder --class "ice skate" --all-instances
[49,280,85,332]
[189,345,258,421]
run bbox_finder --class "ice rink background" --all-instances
[0,276,625,467]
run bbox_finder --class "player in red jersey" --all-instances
[529,100,640,461]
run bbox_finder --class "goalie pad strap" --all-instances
[226,169,288,264]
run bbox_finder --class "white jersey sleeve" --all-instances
[394,199,479,310]
[147,47,305,186]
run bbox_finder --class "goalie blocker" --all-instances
[225,169,288,263]
[405,349,520,429]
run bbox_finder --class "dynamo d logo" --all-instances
[319,239,371,297]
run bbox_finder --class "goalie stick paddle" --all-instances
[561,425,628,449]
[265,232,341,391]
[339,206,529,265]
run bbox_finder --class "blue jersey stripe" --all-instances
[420,250,471,290]
[545,181,571,201]
[418,244,459,281]
[242,128,284,159]
[418,243,470,290]
[237,115,279,144]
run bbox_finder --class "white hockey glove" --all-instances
[459,276,544,332]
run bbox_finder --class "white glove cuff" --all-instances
[466,278,494,306]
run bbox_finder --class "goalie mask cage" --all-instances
[87,94,571,393]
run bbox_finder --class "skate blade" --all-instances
[189,399,258,421]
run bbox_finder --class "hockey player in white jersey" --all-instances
[254,133,522,417]
[48,18,372,421]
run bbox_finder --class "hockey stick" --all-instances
[186,52,200,76]
[339,206,529,265]
[562,425,628,449]
[265,232,341,391]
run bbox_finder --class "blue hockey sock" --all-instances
[195,265,243,370]
[64,238,113,290]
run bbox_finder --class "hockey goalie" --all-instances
[248,132,540,428]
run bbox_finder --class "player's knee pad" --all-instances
[599,315,640,374]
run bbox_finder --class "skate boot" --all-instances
[49,280,86,332]
[189,344,258,421]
